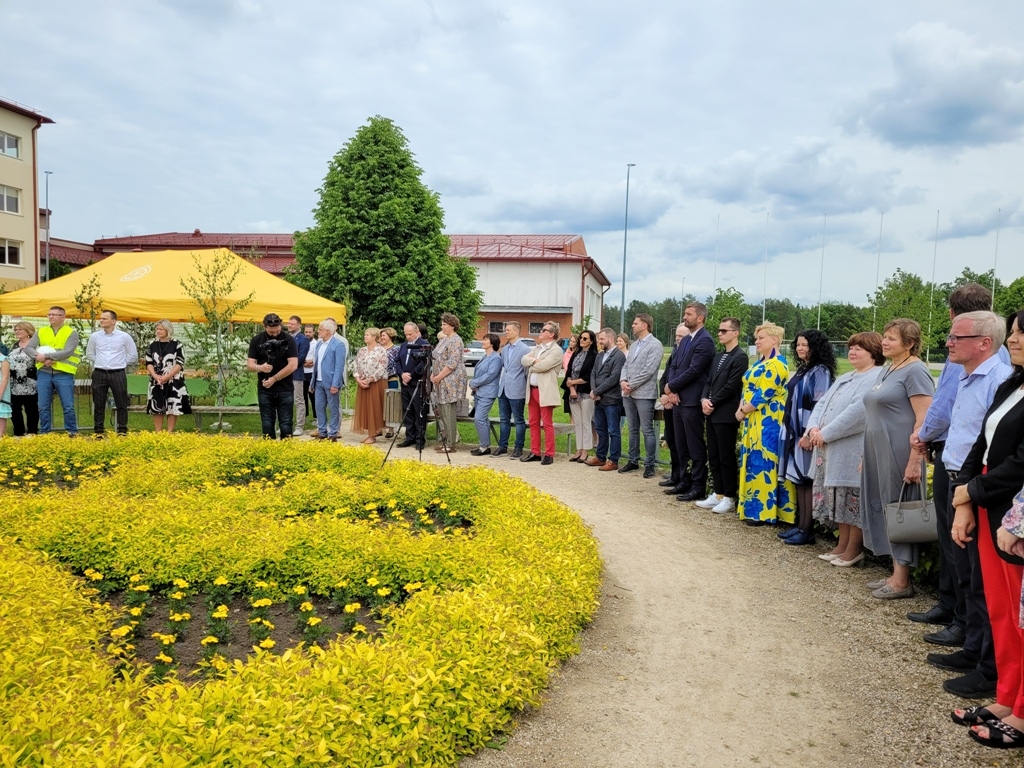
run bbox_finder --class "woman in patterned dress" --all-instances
[777,329,837,544]
[352,327,389,444]
[0,349,11,438]
[8,321,38,436]
[736,323,790,526]
[145,320,191,432]
[808,332,884,566]
[430,314,467,453]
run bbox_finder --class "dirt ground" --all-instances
[333,426,1020,768]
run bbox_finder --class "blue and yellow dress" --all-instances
[737,350,792,524]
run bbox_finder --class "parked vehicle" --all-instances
[463,340,485,366]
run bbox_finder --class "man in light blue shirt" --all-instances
[495,321,529,458]
[914,308,1012,699]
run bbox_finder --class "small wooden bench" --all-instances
[128,404,259,430]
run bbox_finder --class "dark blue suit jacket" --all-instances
[397,338,428,380]
[666,327,715,406]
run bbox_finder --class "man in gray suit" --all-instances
[619,313,665,478]
[587,327,627,470]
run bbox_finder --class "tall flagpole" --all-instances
[872,212,884,331]
[926,210,939,364]
[817,212,827,330]
[711,214,720,303]
[619,163,636,334]
[992,208,1002,310]
[762,211,769,324]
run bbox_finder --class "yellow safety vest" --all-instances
[37,325,81,375]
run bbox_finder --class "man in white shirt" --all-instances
[85,309,139,435]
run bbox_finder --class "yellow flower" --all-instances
[386,499,397,508]
[334,579,349,589]
[292,585,307,595]
[299,601,313,613]
[169,591,186,601]
[343,602,361,614]
[213,576,229,586]
[210,655,229,671]
[404,582,422,592]
[130,584,150,593]
[154,652,174,664]
[128,607,144,617]
[254,580,269,589]
[306,616,322,626]
[363,502,378,511]
[365,577,379,587]
[172,578,190,589]
[259,638,275,649]
[376,587,391,597]
[262,620,275,630]
[129,575,142,583]
[352,623,367,634]
[250,597,272,608]
[211,605,229,619]
[200,636,219,646]
[169,612,191,622]
[110,625,132,639]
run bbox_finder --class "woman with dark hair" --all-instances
[430,313,467,452]
[778,329,837,544]
[808,332,885,566]
[564,329,598,462]
[861,318,934,599]
[562,334,579,416]
[950,309,1024,748]
[469,334,503,456]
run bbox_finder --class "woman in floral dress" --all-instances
[431,314,467,453]
[145,320,191,432]
[8,321,38,436]
[736,323,790,526]
[352,327,389,444]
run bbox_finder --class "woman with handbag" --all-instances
[860,318,934,599]
[950,309,1024,749]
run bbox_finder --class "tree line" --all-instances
[604,267,1024,355]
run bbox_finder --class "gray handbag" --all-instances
[885,478,938,544]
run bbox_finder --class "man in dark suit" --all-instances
[587,327,627,470]
[659,324,691,491]
[397,322,429,449]
[696,316,749,513]
[665,302,716,502]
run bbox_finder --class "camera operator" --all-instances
[397,321,429,449]
[246,313,298,439]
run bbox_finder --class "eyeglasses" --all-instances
[541,327,553,334]
[946,334,983,343]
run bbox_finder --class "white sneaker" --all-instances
[711,497,736,514]
[292,428,304,436]
[695,493,720,509]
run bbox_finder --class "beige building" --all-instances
[0,98,53,290]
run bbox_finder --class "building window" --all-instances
[0,131,18,159]
[0,239,21,265]
[528,322,545,335]
[488,321,505,333]
[0,185,19,214]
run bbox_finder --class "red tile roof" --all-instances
[94,230,295,259]
[41,243,99,266]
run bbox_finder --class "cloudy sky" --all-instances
[5,0,1024,307]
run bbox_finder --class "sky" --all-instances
[4,0,1024,308]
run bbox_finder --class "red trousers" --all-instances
[977,504,1024,717]
[528,386,555,457]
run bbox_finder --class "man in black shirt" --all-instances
[246,313,299,439]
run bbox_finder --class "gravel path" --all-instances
[334,428,1015,767]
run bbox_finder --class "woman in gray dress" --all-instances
[860,318,935,599]
[808,332,884,566]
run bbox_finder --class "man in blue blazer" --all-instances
[665,302,716,501]
[309,318,346,441]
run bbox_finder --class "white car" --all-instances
[463,340,485,367]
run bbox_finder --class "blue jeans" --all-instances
[37,369,77,435]
[314,380,340,437]
[473,395,496,448]
[622,396,656,468]
[593,401,622,462]
[497,394,525,452]
[257,385,293,439]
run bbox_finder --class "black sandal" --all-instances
[951,706,999,726]
[969,720,1024,749]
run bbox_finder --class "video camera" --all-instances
[259,337,289,364]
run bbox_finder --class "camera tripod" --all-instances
[380,372,454,468]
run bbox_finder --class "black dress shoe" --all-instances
[659,478,679,487]
[907,604,955,625]
[925,624,967,647]
[744,519,767,527]
[943,670,998,699]
[927,649,977,672]
[664,484,691,496]
[492,447,508,456]
[470,447,491,456]
[509,449,523,459]
[676,489,704,502]
[643,466,656,478]
[397,439,416,448]
[520,452,541,462]
[618,462,640,473]
[541,455,553,466]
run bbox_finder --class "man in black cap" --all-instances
[246,313,299,439]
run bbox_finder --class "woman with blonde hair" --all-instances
[737,323,790,526]
[352,327,389,444]
[146,319,190,432]
[8,321,38,435]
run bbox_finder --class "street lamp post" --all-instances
[619,163,636,334]
[44,170,52,282]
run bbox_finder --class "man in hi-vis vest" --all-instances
[25,306,81,435]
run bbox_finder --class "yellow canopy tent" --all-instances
[0,248,346,324]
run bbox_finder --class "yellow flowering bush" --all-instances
[0,434,601,766]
